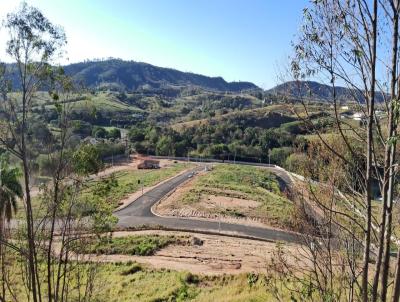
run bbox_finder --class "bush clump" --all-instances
[120,263,143,275]
[79,235,182,256]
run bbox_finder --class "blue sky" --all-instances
[0,1,309,89]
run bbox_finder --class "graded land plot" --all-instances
[72,230,303,276]
[155,164,297,231]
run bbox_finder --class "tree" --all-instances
[0,156,23,301]
[0,158,22,224]
[284,153,308,174]
[72,120,92,137]
[270,147,292,166]
[1,4,66,301]
[156,136,174,156]
[0,4,119,302]
[287,0,400,301]
[0,157,22,301]
[108,127,121,139]
[128,127,145,142]
[72,144,103,176]
[92,126,107,138]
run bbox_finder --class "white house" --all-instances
[353,112,363,121]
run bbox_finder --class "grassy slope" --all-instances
[93,266,276,302]
[170,103,326,131]
[171,104,288,131]
[8,260,281,301]
[71,93,140,113]
[23,91,142,113]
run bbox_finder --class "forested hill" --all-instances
[60,59,259,92]
[267,80,385,103]
[267,81,349,101]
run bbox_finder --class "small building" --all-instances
[340,111,353,119]
[352,112,364,121]
[138,159,160,169]
[82,137,100,145]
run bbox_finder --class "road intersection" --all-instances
[115,163,301,243]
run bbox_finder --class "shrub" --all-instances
[120,263,142,275]
[184,272,199,284]
[108,128,121,139]
[280,121,305,135]
[269,147,293,166]
[92,126,107,138]
[71,120,92,137]
[284,153,308,174]
[95,142,126,159]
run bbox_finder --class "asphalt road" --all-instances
[114,164,301,243]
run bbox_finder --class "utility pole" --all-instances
[266,146,271,165]
[219,199,221,233]
[125,136,129,163]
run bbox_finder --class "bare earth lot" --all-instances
[89,230,302,275]
[154,177,270,228]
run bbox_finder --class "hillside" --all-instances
[267,80,385,103]
[63,59,260,92]
[5,59,259,93]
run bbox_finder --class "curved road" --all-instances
[114,164,301,243]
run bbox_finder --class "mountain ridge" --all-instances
[62,59,260,92]
[266,80,385,103]
[4,58,380,103]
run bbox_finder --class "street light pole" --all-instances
[125,136,129,163]
[266,146,270,165]
[138,179,143,195]
[219,199,221,233]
